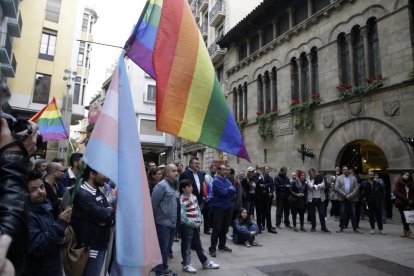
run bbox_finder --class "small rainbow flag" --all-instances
[125,0,250,161]
[30,97,69,141]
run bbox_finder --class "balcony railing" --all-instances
[45,9,60,23]
[0,0,19,18]
[7,10,22,37]
[197,0,208,12]
[0,32,12,64]
[209,0,225,27]
[208,41,226,63]
[1,53,16,77]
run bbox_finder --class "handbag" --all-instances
[63,225,90,276]
[403,210,414,224]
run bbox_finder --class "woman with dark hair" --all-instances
[290,170,308,232]
[147,167,163,195]
[232,208,261,247]
[394,172,414,238]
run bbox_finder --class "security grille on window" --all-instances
[39,32,57,61]
[147,85,156,102]
[33,73,52,104]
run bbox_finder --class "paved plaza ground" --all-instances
[159,206,414,276]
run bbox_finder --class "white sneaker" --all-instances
[183,264,197,273]
[203,260,220,269]
[369,229,375,235]
[379,230,386,235]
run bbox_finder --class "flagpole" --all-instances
[68,138,75,153]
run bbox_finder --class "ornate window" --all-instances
[311,48,319,94]
[352,26,365,85]
[257,75,264,113]
[338,33,351,85]
[300,53,309,102]
[271,67,277,110]
[367,18,381,78]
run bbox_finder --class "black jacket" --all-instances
[0,151,30,275]
[71,183,115,251]
[360,179,384,207]
[44,180,61,220]
[22,201,67,276]
[179,169,205,204]
[274,174,291,199]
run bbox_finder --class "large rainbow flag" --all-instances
[84,55,161,275]
[125,0,250,161]
[30,97,69,141]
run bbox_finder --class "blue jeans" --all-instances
[83,249,106,276]
[339,200,357,230]
[233,224,258,244]
[155,224,175,275]
[179,224,207,266]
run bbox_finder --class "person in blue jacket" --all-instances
[22,171,71,276]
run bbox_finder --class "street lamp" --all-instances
[58,69,77,158]
[401,136,414,155]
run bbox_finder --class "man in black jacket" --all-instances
[72,165,115,275]
[263,166,277,233]
[360,170,385,235]
[274,167,292,229]
[0,117,39,275]
[179,157,205,208]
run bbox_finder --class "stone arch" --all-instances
[284,37,323,64]
[318,117,414,171]
[328,5,388,43]
[252,59,283,79]
[229,75,249,91]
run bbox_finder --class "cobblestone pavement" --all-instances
[153,206,414,275]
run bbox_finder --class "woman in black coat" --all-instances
[290,170,308,232]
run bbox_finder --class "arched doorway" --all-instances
[337,140,388,175]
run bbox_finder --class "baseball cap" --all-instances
[247,166,255,172]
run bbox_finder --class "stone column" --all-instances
[346,34,355,86]
[307,0,313,17]
[242,83,248,120]
[233,89,238,121]
[287,7,295,29]
[270,70,277,110]
[272,19,278,39]
[362,27,371,78]
[307,52,314,95]
[238,86,243,121]
[257,76,263,113]
[264,73,270,113]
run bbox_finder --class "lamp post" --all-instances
[58,69,77,158]
[401,136,414,155]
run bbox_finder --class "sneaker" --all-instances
[370,229,375,235]
[203,260,220,269]
[293,226,299,232]
[183,264,197,273]
[379,230,386,235]
[244,241,251,247]
[218,246,232,253]
[250,241,263,247]
[353,229,364,234]
[209,249,216,257]
[164,269,178,276]
[400,231,408,238]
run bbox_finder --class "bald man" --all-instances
[152,164,179,276]
[43,162,65,219]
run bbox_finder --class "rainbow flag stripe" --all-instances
[126,0,250,161]
[124,0,163,78]
[30,97,69,141]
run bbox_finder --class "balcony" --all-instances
[1,53,16,78]
[208,41,226,64]
[0,0,19,18]
[197,0,208,12]
[0,33,12,64]
[190,1,199,21]
[45,9,60,23]
[200,20,208,40]
[209,0,225,27]
[7,11,22,37]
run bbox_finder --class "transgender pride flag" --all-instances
[84,55,161,275]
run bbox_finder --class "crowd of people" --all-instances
[1,113,414,276]
[148,158,414,276]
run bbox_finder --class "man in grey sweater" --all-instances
[152,164,179,276]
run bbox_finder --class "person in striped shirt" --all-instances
[179,180,219,273]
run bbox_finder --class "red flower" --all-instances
[291,99,299,105]
[378,74,382,80]
[271,107,278,112]
[311,92,320,99]
[256,112,263,116]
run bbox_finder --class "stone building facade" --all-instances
[214,0,414,186]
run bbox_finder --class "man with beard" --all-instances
[43,162,65,219]
[71,165,115,275]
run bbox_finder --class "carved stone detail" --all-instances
[276,116,294,136]
[323,113,334,129]
[349,99,363,117]
[383,98,400,117]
